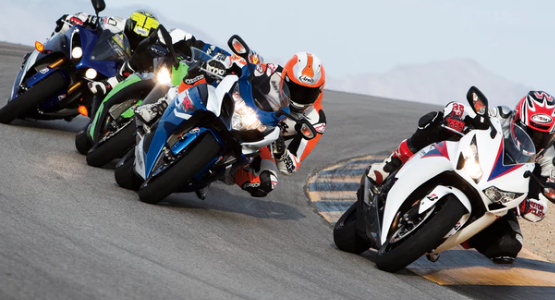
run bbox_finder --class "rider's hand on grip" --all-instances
[444,115,465,133]
[206,58,227,77]
[272,137,286,160]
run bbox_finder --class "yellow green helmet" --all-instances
[125,10,160,48]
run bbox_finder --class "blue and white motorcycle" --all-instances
[114,35,317,204]
[0,0,130,124]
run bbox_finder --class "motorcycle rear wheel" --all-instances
[333,188,370,254]
[375,195,466,273]
[138,133,222,204]
[0,72,66,124]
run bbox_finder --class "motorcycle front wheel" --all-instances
[375,195,466,273]
[138,133,222,204]
[0,72,66,124]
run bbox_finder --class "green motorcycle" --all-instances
[75,25,188,167]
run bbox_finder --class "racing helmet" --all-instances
[282,52,325,112]
[514,91,555,151]
[125,10,160,49]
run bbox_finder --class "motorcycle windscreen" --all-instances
[502,123,536,165]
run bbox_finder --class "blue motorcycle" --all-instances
[114,35,317,204]
[0,0,130,124]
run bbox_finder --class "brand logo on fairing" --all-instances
[531,113,552,124]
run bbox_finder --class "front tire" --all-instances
[86,122,136,167]
[114,150,142,191]
[375,195,466,273]
[0,72,66,124]
[138,133,222,204]
[75,125,93,155]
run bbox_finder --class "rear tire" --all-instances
[333,199,370,254]
[375,195,466,273]
[0,72,66,124]
[114,150,142,191]
[138,133,222,204]
[86,122,136,167]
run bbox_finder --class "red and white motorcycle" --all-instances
[334,86,548,272]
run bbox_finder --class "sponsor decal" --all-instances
[298,75,314,84]
[189,127,200,134]
[314,123,326,133]
[256,64,265,74]
[134,27,148,36]
[531,113,552,124]
[178,93,195,111]
[184,75,204,85]
[427,194,438,201]
[69,17,83,25]
[39,68,49,74]
[58,94,67,101]
[250,53,259,64]
[267,63,277,72]
[450,103,464,117]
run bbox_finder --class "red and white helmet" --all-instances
[514,91,555,151]
[282,52,325,112]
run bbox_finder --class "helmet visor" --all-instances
[285,76,321,106]
[523,125,555,151]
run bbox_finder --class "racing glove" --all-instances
[87,76,120,96]
[134,98,169,125]
[272,137,287,160]
[443,114,465,134]
[519,195,548,222]
[205,57,227,78]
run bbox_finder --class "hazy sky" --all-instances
[10,0,555,94]
[102,0,555,93]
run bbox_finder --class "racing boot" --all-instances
[367,139,414,185]
[239,170,278,198]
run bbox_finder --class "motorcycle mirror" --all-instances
[91,0,106,14]
[228,35,250,57]
[227,34,255,80]
[157,25,179,68]
[299,121,317,140]
[466,86,489,116]
[276,110,317,140]
[466,86,496,137]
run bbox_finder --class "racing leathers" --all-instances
[234,63,327,197]
[367,102,551,263]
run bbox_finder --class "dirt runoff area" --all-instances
[520,202,555,262]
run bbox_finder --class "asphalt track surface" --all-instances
[0,41,539,300]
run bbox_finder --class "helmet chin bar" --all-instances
[290,101,311,113]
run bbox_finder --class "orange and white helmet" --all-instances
[282,52,325,112]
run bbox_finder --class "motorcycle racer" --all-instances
[366,90,554,264]
[234,53,327,197]
[133,51,327,198]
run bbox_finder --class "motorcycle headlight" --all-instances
[85,68,97,80]
[232,97,266,132]
[72,47,83,59]
[483,186,523,204]
[156,67,171,84]
[462,138,482,182]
